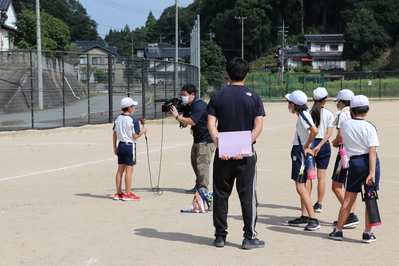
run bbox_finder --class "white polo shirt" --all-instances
[113,114,140,143]
[313,107,334,138]
[292,111,314,146]
[334,106,351,129]
[340,118,380,157]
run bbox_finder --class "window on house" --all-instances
[103,57,114,65]
[92,57,101,65]
[79,57,87,64]
[316,44,325,51]
[330,44,339,51]
[79,73,87,81]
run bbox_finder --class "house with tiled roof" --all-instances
[73,40,122,84]
[135,43,190,61]
[0,0,22,51]
[280,34,346,71]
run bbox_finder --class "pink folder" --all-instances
[218,130,252,157]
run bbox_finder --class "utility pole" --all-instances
[235,16,247,58]
[207,29,215,41]
[159,34,165,43]
[36,0,43,109]
[278,21,289,74]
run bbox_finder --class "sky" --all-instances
[79,0,195,38]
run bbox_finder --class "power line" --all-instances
[92,0,164,15]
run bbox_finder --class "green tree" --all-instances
[105,25,133,56]
[93,69,108,83]
[21,0,99,41]
[12,10,70,51]
[200,40,226,86]
[343,0,399,42]
[145,11,157,30]
[341,8,391,71]
[384,43,399,71]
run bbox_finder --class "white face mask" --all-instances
[288,107,293,114]
[182,95,190,104]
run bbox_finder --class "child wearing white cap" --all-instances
[308,87,334,213]
[285,90,320,231]
[330,89,360,228]
[329,95,381,243]
[112,97,147,201]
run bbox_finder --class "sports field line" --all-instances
[0,142,191,182]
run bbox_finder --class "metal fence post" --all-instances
[29,50,34,129]
[62,53,66,126]
[142,58,146,119]
[87,53,91,124]
[108,53,113,123]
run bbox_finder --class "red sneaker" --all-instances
[123,192,140,201]
[113,193,123,200]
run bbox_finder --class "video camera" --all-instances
[154,98,184,113]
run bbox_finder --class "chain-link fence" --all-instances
[247,71,399,99]
[0,50,199,130]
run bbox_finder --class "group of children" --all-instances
[286,88,380,243]
[112,88,380,243]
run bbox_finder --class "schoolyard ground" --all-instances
[1,100,398,265]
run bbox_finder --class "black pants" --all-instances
[212,148,259,240]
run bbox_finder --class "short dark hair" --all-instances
[181,84,196,95]
[340,100,350,107]
[351,106,369,114]
[226,57,249,82]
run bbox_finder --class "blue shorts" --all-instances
[346,154,380,193]
[117,142,137,166]
[312,139,331,169]
[331,153,348,184]
[291,146,306,183]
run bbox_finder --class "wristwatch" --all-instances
[175,115,179,120]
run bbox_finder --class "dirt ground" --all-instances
[1,100,398,265]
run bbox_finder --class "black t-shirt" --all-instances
[183,98,213,143]
[207,85,265,132]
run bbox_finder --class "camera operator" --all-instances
[170,84,215,193]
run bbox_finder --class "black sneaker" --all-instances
[241,238,265,249]
[345,213,360,228]
[214,236,226,247]
[333,213,360,229]
[362,232,376,243]
[304,218,320,231]
[313,202,322,213]
[288,216,309,227]
[329,228,343,241]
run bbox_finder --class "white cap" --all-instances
[350,95,369,108]
[285,90,308,105]
[334,89,354,101]
[313,87,328,100]
[120,97,138,108]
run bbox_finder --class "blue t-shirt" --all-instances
[183,98,213,143]
[207,85,265,132]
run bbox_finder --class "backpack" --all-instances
[180,189,213,213]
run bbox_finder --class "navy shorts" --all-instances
[312,139,331,169]
[117,142,137,166]
[346,154,380,193]
[291,145,306,183]
[331,153,348,184]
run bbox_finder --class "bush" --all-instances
[302,66,312,73]
[93,69,108,83]
[271,67,278,74]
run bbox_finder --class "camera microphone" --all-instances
[154,98,169,102]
